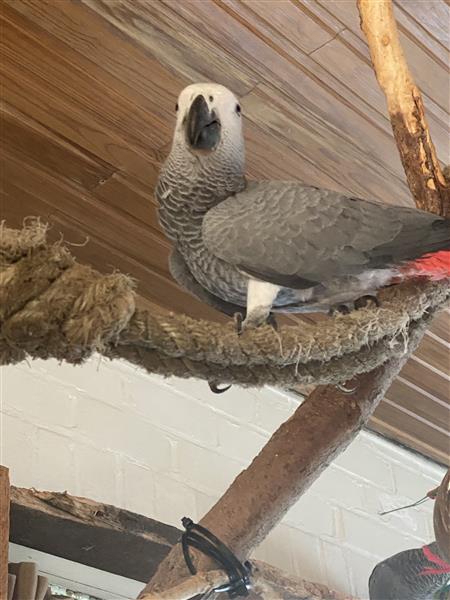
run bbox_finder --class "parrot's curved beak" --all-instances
[186,94,221,151]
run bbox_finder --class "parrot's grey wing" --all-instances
[169,248,242,317]
[203,181,446,287]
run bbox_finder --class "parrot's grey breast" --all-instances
[179,238,250,306]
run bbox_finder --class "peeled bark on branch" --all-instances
[358,0,450,217]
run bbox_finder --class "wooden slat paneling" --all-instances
[1,103,115,190]
[385,378,449,433]
[370,404,449,466]
[395,0,450,53]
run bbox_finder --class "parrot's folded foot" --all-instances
[354,295,380,310]
[208,381,232,394]
[329,303,351,316]
[240,307,273,333]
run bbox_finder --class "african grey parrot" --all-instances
[369,542,450,599]
[156,83,450,333]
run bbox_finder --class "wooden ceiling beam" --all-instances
[9,487,180,584]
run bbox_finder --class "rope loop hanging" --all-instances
[1,219,449,388]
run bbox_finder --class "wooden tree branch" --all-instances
[141,561,357,600]
[141,1,449,597]
[358,0,450,217]
[140,571,228,600]
[0,466,10,600]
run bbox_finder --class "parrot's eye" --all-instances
[236,104,241,115]
[175,103,179,112]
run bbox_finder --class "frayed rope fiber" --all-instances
[1,219,449,387]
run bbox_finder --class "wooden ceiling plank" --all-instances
[1,102,116,191]
[294,0,345,36]
[320,0,450,70]
[1,69,159,186]
[220,0,395,138]
[89,0,414,195]
[385,379,450,432]
[316,0,450,112]
[244,86,410,205]
[336,27,449,136]
[2,151,171,278]
[236,0,341,55]
[3,184,224,322]
[310,37,450,164]
[382,398,449,439]
[91,172,163,233]
[392,1,450,68]
[82,0,258,96]
[1,8,170,152]
[428,312,450,345]
[413,334,450,377]
[400,360,450,407]
[170,0,412,176]
[394,0,450,52]
[370,408,449,467]
[244,124,352,193]
[4,0,186,124]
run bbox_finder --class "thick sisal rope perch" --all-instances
[1,219,448,387]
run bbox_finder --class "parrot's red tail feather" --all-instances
[402,250,450,280]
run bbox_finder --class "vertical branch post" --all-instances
[0,466,10,600]
[358,0,450,217]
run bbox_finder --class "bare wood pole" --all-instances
[358,0,450,217]
[141,1,449,596]
[0,466,10,600]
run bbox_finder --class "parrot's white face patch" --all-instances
[173,83,244,157]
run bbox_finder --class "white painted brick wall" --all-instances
[1,357,445,598]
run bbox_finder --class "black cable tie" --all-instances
[181,517,252,598]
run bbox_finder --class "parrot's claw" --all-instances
[234,312,244,335]
[208,381,232,394]
[329,304,351,317]
[239,309,274,333]
[336,382,357,394]
[234,311,277,335]
[354,295,380,310]
[266,313,278,331]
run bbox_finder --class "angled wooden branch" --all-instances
[358,0,450,217]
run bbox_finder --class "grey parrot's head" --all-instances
[171,83,244,162]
